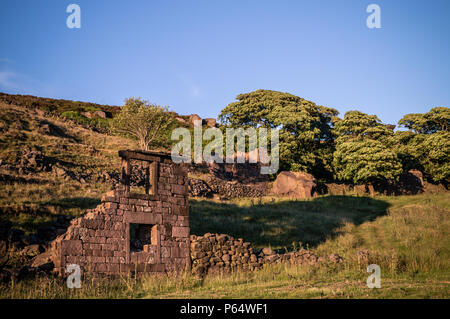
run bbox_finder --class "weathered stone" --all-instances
[262,247,275,256]
[203,118,217,128]
[189,114,202,126]
[47,150,190,277]
[271,171,316,198]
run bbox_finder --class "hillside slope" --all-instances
[0,101,137,241]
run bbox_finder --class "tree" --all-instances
[333,110,394,141]
[398,107,449,133]
[395,131,449,184]
[333,139,403,184]
[333,111,402,184]
[423,132,450,183]
[218,89,339,178]
[396,107,450,184]
[110,97,175,151]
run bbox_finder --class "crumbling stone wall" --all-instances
[189,233,342,276]
[206,177,268,198]
[187,177,268,198]
[188,161,270,184]
[50,150,190,276]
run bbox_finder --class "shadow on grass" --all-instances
[0,197,101,235]
[40,197,101,210]
[189,195,391,250]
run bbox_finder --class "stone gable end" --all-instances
[50,150,190,276]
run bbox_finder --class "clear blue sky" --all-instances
[0,0,449,125]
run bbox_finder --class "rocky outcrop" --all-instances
[203,118,217,128]
[397,170,424,195]
[271,171,316,198]
[81,110,111,119]
[18,147,52,174]
[189,114,202,126]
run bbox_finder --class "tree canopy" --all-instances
[218,89,339,178]
[110,97,175,151]
[333,111,402,184]
[398,107,450,133]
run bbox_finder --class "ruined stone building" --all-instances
[50,150,190,276]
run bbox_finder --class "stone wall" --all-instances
[49,150,190,276]
[206,177,268,198]
[190,233,342,276]
[188,176,268,198]
[188,161,270,184]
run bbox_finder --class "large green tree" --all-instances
[396,106,450,183]
[398,106,450,133]
[110,97,175,151]
[218,89,339,178]
[333,111,402,184]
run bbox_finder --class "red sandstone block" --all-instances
[110,264,119,272]
[61,240,82,256]
[113,223,124,231]
[155,207,169,214]
[170,247,180,258]
[172,184,186,195]
[96,263,108,272]
[161,247,170,258]
[92,257,105,263]
[106,238,118,244]
[162,215,176,224]
[179,247,190,257]
[93,249,103,256]
[95,230,105,237]
[112,230,121,238]
[172,226,189,238]
[66,256,81,264]
[137,199,149,206]
[158,189,171,196]
[143,206,152,213]
[90,243,101,250]
[95,237,107,244]
[172,205,182,215]
[104,202,118,210]
[101,196,117,203]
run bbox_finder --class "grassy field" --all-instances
[1,192,448,299]
[0,101,448,298]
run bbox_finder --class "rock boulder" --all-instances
[271,171,316,199]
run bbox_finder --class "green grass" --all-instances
[0,101,448,298]
[1,193,449,299]
[189,195,390,249]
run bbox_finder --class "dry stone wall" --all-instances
[190,233,342,276]
[206,177,268,198]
